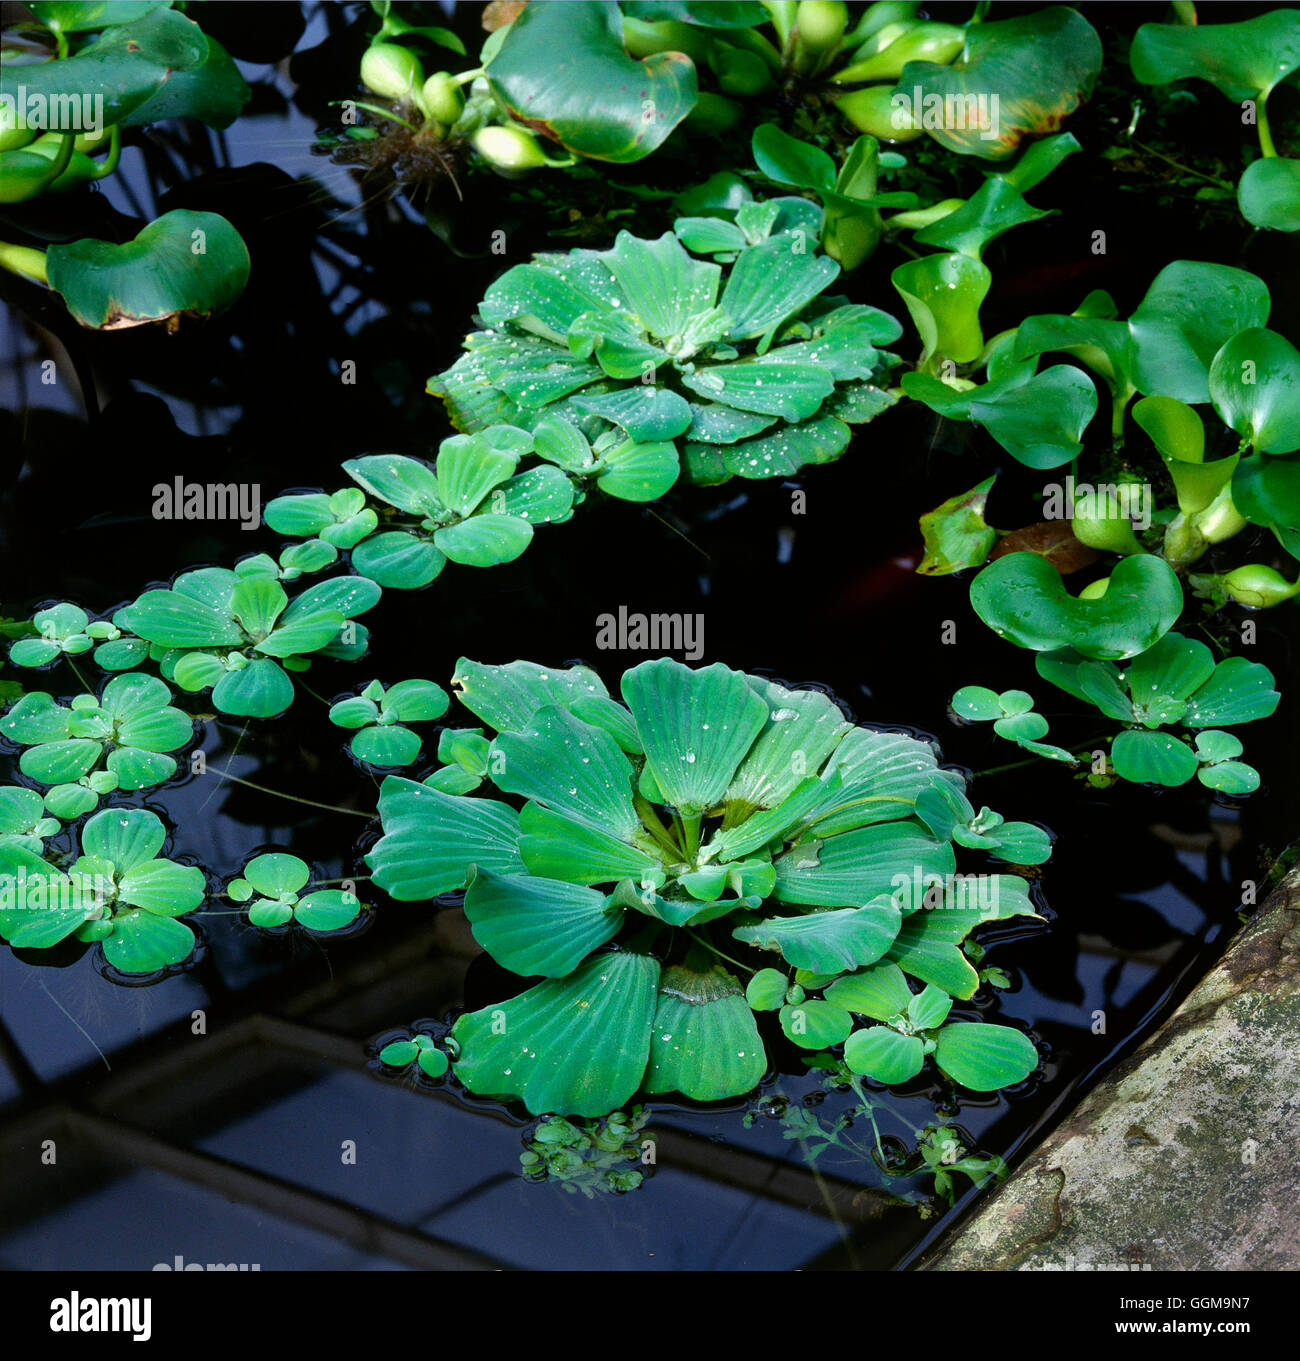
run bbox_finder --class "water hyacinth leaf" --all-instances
[463,869,622,978]
[1231,456,1300,538]
[101,910,195,973]
[452,658,609,733]
[1129,10,1300,101]
[745,967,788,1011]
[121,22,249,130]
[433,514,533,567]
[1209,329,1300,454]
[967,366,1097,470]
[1238,158,1300,233]
[0,7,204,128]
[825,962,914,1022]
[351,531,445,590]
[891,253,991,365]
[644,964,766,1100]
[933,1021,1037,1090]
[1127,262,1272,406]
[486,1,697,163]
[211,660,295,718]
[733,900,902,974]
[490,705,639,839]
[918,475,997,576]
[772,822,955,907]
[913,176,1053,258]
[621,659,769,815]
[518,802,659,885]
[843,1025,925,1084]
[596,440,680,501]
[365,778,524,899]
[47,211,249,331]
[896,7,1102,160]
[751,123,837,194]
[779,998,854,1050]
[351,724,422,767]
[970,552,1183,659]
[450,951,660,1116]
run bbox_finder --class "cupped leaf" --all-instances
[772,821,955,907]
[1111,730,1198,786]
[1130,10,1300,100]
[825,962,914,1022]
[1238,158,1300,234]
[918,475,997,575]
[1209,329,1300,454]
[779,998,854,1050]
[351,531,446,589]
[452,658,609,733]
[891,253,991,365]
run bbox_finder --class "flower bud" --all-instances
[796,1,849,54]
[360,42,423,101]
[421,72,464,126]
[833,85,924,140]
[834,21,965,84]
[1220,564,1300,608]
[472,124,549,172]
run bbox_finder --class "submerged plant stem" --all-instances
[212,771,374,818]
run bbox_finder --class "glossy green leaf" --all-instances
[487,1,697,163]
[101,909,195,973]
[351,724,422,767]
[452,658,609,733]
[1130,10,1300,100]
[1209,329,1300,454]
[918,475,998,575]
[47,210,249,330]
[350,531,445,590]
[825,962,914,1021]
[891,253,991,365]
[970,552,1183,659]
[779,998,854,1050]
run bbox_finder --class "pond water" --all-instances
[0,2,1296,1271]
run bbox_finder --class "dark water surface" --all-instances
[0,2,1296,1271]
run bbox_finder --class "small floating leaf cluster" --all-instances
[365,656,1045,1117]
[428,221,903,491]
